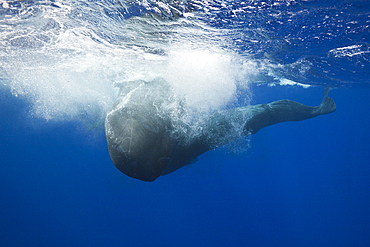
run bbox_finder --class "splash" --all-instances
[165,48,239,114]
[0,0,259,127]
[0,1,293,163]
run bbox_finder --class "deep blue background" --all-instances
[1,85,369,247]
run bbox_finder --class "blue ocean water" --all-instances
[0,1,369,246]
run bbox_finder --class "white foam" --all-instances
[1,4,260,125]
[164,49,237,113]
[276,79,311,88]
[329,44,370,58]
[6,45,258,124]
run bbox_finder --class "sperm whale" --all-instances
[105,79,336,181]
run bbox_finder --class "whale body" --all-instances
[105,78,336,181]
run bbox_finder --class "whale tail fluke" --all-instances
[316,87,336,115]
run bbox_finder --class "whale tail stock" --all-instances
[163,87,337,176]
[240,87,336,135]
[201,87,336,142]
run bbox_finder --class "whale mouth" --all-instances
[114,162,158,182]
[113,157,169,182]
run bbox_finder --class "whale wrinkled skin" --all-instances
[105,79,336,182]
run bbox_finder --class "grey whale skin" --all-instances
[105,79,336,182]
